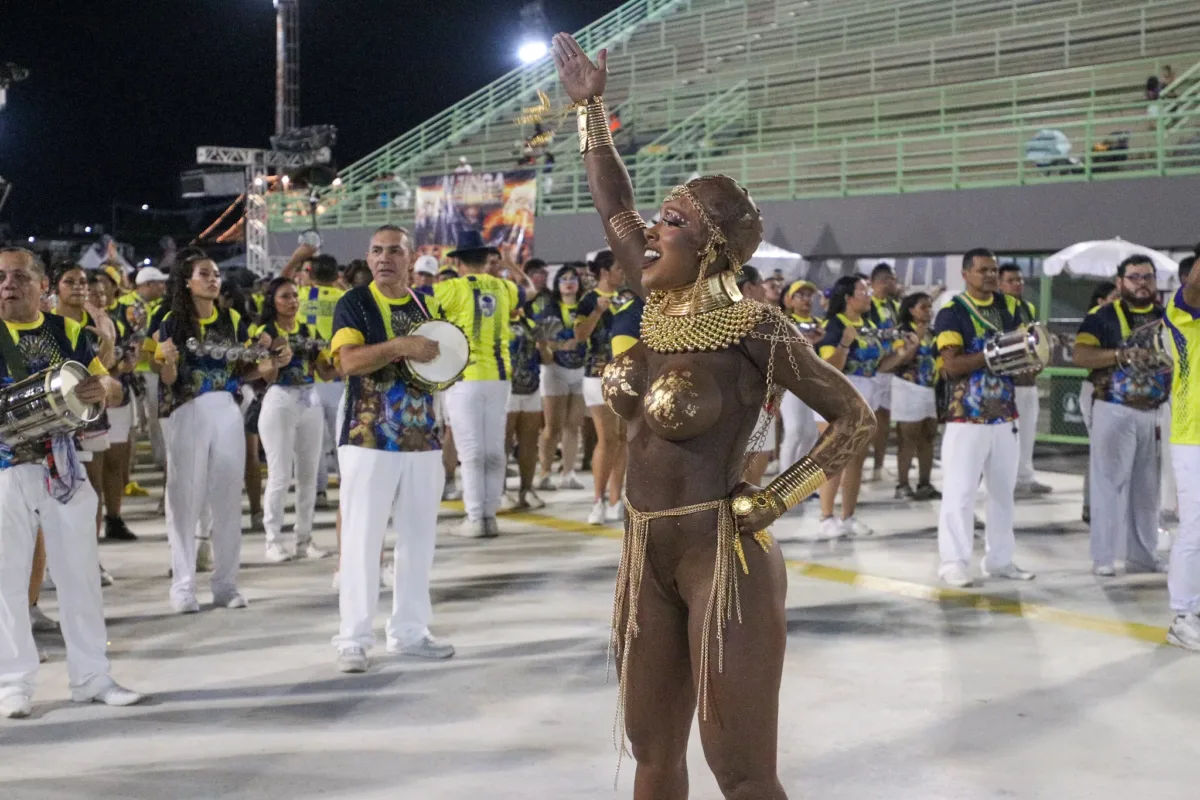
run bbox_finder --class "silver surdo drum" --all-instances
[983,323,1051,376]
[0,361,102,449]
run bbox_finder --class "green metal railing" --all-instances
[1164,58,1200,134]
[332,0,687,190]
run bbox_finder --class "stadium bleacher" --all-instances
[268,0,1200,231]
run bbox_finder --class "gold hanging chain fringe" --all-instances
[611,498,773,782]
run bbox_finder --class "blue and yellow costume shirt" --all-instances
[252,320,321,388]
[1166,287,1200,446]
[154,308,251,417]
[542,298,586,370]
[577,288,635,378]
[508,315,543,396]
[330,283,441,453]
[933,292,1021,424]
[0,314,107,469]
[432,273,522,381]
[894,326,939,388]
[818,314,888,377]
[609,293,644,358]
[1076,300,1169,411]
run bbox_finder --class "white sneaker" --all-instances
[1093,564,1117,578]
[388,634,455,659]
[605,501,625,523]
[29,605,59,633]
[981,561,1035,581]
[71,677,145,707]
[450,518,487,539]
[535,475,557,492]
[840,516,874,537]
[1166,613,1200,651]
[264,543,292,563]
[99,565,115,587]
[195,539,214,572]
[940,564,974,588]
[441,482,463,501]
[0,693,32,719]
[295,543,329,560]
[215,592,248,609]
[483,518,500,538]
[587,500,606,525]
[171,595,201,614]
[818,516,842,540]
[336,646,368,673]
[559,471,585,490]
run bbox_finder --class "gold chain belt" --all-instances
[610,497,773,767]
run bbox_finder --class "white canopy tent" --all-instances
[78,240,135,274]
[746,241,805,281]
[1043,238,1179,283]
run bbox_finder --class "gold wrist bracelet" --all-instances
[609,210,647,240]
[765,456,827,510]
[578,97,614,154]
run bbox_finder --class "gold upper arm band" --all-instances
[577,96,614,154]
[609,210,647,240]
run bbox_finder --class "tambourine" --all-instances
[185,338,276,364]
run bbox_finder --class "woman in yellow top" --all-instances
[777,279,823,486]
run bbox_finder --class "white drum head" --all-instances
[55,361,101,422]
[1027,324,1051,367]
[409,320,469,384]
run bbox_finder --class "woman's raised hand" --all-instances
[552,33,607,104]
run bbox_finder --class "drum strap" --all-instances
[406,289,432,321]
[0,321,29,382]
[953,295,1004,336]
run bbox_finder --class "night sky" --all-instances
[0,0,625,234]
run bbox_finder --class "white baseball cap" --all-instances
[136,266,169,285]
[414,255,439,276]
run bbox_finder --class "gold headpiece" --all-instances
[665,183,728,274]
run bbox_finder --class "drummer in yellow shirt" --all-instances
[433,231,526,539]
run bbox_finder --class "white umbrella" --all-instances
[746,241,805,281]
[1043,238,1178,282]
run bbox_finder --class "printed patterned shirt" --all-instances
[894,327,939,388]
[1165,288,1200,445]
[0,313,107,468]
[330,283,441,452]
[252,320,321,387]
[509,315,542,396]
[818,314,888,378]
[610,293,644,357]
[1075,300,1169,410]
[934,292,1021,424]
[154,308,251,417]
[542,298,586,370]
[577,289,628,379]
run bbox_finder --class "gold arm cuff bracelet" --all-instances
[765,456,827,510]
[578,98,614,154]
[609,210,648,240]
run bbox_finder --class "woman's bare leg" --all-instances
[590,404,619,502]
[896,422,917,490]
[29,530,46,607]
[517,412,543,496]
[839,446,869,519]
[539,395,566,480]
[622,554,696,800]
[245,434,262,518]
[561,393,585,476]
[918,418,938,486]
[684,532,789,800]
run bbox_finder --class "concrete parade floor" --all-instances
[1,455,1198,800]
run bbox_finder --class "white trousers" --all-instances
[1168,444,1200,614]
[259,385,325,547]
[315,382,344,494]
[334,447,445,651]
[1015,385,1039,486]
[779,391,818,468]
[1088,402,1160,568]
[445,380,511,521]
[0,467,108,698]
[1159,402,1175,515]
[165,392,245,603]
[143,372,166,467]
[938,422,1019,573]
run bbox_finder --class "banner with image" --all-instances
[412,169,537,265]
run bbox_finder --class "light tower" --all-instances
[274,0,300,137]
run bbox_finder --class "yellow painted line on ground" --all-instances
[447,501,1170,646]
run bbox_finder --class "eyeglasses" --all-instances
[1123,273,1156,282]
